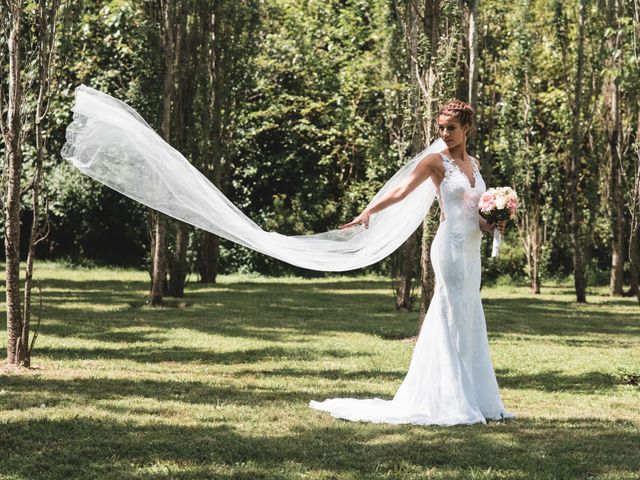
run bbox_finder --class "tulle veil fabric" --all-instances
[61,84,446,271]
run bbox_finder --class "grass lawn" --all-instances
[0,262,638,479]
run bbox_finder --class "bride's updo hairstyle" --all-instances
[438,100,476,137]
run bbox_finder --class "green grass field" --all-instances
[0,262,638,480]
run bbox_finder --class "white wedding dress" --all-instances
[309,152,515,426]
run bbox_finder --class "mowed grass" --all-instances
[0,262,638,480]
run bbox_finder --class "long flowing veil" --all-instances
[61,84,444,272]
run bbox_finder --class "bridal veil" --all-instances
[61,84,445,272]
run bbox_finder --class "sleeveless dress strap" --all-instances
[438,152,455,178]
[436,153,449,223]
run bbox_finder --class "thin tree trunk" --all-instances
[393,233,418,311]
[21,0,60,366]
[149,0,175,306]
[630,161,640,303]
[568,0,587,303]
[168,223,188,297]
[607,0,625,296]
[629,106,640,303]
[418,209,439,329]
[2,1,24,365]
[609,120,625,297]
[167,8,189,298]
[394,1,422,311]
[197,7,224,284]
[417,0,442,325]
[1,0,61,365]
[519,195,543,295]
[149,212,167,305]
[467,0,478,110]
[520,65,543,294]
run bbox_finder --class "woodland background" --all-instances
[1,0,639,366]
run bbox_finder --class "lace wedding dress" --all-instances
[309,152,515,426]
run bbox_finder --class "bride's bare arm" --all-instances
[340,153,441,229]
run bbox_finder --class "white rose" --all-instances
[495,196,507,209]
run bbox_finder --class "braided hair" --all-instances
[438,100,475,137]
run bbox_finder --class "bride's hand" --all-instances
[488,220,507,234]
[340,209,372,229]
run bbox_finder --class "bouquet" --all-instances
[478,187,518,257]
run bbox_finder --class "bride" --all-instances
[61,86,514,427]
[309,100,515,426]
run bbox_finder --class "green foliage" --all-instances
[7,0,636,286]
[481,231,528,287]
[46,162,148,266]
[224,0,395,275]
[476,0,639,286]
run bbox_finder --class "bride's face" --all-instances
[438,115,469,148]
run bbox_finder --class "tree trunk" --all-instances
[149,212,168,305]
[416,0,442,323]
[568,0,587,303]
[21,0,60,367]
[519,65,544,295]
[149,0,175,306]
[418,208,440,332]
[606,0,625,296]
[2,0,61,365]
[467,0,478,110]
[630,173,640,302]
[168,222,188,297]
[393,0,424,312]
[609,121,625,297]
[526,211,544,296]
[167,8,190,298]
[197,3,225,284]
[629,107,640,304]
[197,231,220,283]
[3,1,24,365]
[393,233,418,311]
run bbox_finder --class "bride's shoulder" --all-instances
[471,155,481,170]
[423,152,449,164]
[419,152,447,172]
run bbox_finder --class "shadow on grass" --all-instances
[35,345,370,365]
[27,277,640,352]
[495,368,623,393]
[232,366,407,383]
[0,413,637,479]
[0,366,623,415]
[0,374,366,408]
